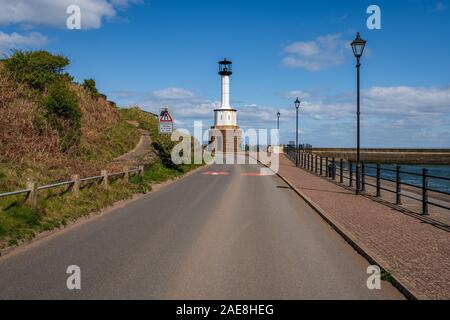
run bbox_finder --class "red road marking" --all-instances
[202,171,229,176]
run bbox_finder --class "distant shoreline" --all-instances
[311,148,450,165]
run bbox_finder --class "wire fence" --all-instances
[285,147,450,215]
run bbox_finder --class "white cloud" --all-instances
[0,0,141,29]
[0,31,48,54]
[282,90,311,99]
[363,86,450,116]
[153,87,195,100]
[282,34,350,71]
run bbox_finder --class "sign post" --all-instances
[159,107,173,134]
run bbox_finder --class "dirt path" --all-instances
[113,128,155,166]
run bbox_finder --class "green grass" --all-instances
[381,269,393,282]
[119,107,159,138]
[0,160,201,248]
[77,119,141,162]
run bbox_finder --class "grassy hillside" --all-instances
[0,60,141,189]
[0,51,200,248]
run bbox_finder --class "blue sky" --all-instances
[1,0,449,147]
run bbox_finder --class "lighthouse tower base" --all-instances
[209,125,242,153]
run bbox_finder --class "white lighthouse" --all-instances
[210,58,241,152]
[214,59,237,126]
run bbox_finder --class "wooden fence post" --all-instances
[101,170,108,190]
[26,180,37,207]
[71,174,80,198]
[123,166,129,183]
[138,165,145,177]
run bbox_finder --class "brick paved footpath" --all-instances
[277,154,450,300]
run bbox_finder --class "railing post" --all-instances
[139,165,145,177]
[325,157,329,178]
[376,163,381,197]
[308,153,311,171]
[349,160,353,187]
[320,157,323,176]
[356,162,360,195]
[422,168,429,215]
[101,170,108,190]
[71,174,80,198]
[26,180,37,208]
[396,165,402,205]
[123,166,129,183]
[332,157,336,180]
[361,161,366,191]
[340,159,343,183]
[315,155,318,174]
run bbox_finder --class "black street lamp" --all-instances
[351,32,367,194]
[294,98,301,166]
[277,111,280,130]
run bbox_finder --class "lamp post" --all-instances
[295,98,301,166]
[351,32,367,194]
[277,111,281,152]
[277,111,280,130]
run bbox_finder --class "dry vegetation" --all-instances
[0,63,140,190]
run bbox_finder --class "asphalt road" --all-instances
[0,158,403,299]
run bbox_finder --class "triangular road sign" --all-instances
[159,110,173,122]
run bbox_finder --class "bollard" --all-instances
[71,174,80,198]
[26,180,37,208]
[101,170,108,190]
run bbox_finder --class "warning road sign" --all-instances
[159,108,173,134]
[160,110,173,122]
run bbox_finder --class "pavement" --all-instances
[277,153,450,300]
[0,155,402,299]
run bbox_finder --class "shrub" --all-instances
[41,82,81,151]
[82,78,99,97]
[3,50,70,91]
[152,136,179,169]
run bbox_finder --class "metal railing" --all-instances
[285,147,450,215]
[0,166,144,207]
